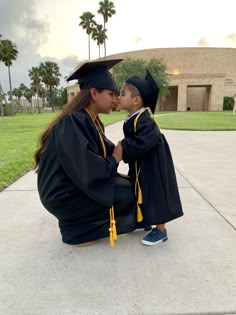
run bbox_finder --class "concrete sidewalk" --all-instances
[0,122,236,315]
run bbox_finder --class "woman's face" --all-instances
[92,89,116,114]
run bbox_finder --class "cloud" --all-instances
[197,38,210,47]
[0,1,81,92]
[0,0,50,91]
[0,0,49,50]
[225,33,236,47]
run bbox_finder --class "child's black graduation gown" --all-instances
[37,109,136,245]
[122,109,183,225]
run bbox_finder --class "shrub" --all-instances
[223,96,234,110]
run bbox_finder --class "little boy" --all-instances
[119,70,183,246]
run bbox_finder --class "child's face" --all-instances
[119,85,136,113]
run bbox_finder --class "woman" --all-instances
[35,59,137,247]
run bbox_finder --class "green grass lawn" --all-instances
[0,111,127,191]
[155,111,236,130]
[0,110,235,191]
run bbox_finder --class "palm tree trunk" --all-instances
[0,95,3,117]
[88,35,90,61]
[0,82,4,117]
[103,21,106,59]
[50,86,54,112]
[99,44,101,59]
[36,90,39,114]
[8,65,14,116]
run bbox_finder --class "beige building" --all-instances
[67,47,236,111]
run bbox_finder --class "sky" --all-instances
[0,0,236,92]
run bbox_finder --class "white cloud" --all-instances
[1,0,236,91]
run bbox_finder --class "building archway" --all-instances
[159,86,178,111]
[187,85,211,111]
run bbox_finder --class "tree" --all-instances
[112,58,169,105]
[98,0,116,58]
[0,34,2,55]
[0,39,18,115]
[38,84,47,108]
[24,86,34,113]
[28,66,41,113]
[52,87,67,109]
[0,34,3,59]
[79,12,96,61]
[39,61,61,112]
[18,83,28,98]
[12,83,30,112]
[147,58,169,98]
[12,87,23,102]
[92,24,107,59]
[0,35,4,117]
[111,58,147,91]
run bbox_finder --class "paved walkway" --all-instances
[0,122,236,315]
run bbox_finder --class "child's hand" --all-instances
[113,142,123,163]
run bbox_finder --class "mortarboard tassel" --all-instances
[137,184,143,222]
[109,228,115,248]
[135,159,144,223]
[109,206,117,248]
[85,107,117,248]
[137,205,143,223]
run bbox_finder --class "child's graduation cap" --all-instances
[67,59,123,91]
[126,70,160,113]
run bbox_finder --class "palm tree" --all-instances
[12,87,22,102]
[24,86,34,113]
[0,35,4,117]
[79,11,96,61]
[92,24,107,59]
[39,61,61,112]
[0,34,2,55]
[0,39,18,115]
[18,83,30,112]
[38,84,47,108]
[0,34,3,57]
[98,0,116,58]
[28,66,41,113]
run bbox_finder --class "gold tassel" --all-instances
[109,227,115,247]
[138,185,143,204]
[109,207,117,247]
[112,220,117,240]
[85,108,116,247]
[137,184,143,222]
[137,204,143,222]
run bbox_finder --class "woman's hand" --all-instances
[112,141,123,163]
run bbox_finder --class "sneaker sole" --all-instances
[141,237,168,246]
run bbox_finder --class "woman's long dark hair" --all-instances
[34,89,92,170]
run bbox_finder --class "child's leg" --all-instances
[156,224,165,232]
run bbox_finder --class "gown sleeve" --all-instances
[121,113,162,163]
[53,114,118,208]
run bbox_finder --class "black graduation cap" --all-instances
[67,59,123,91]
[126,70,160,113]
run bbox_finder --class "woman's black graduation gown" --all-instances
[37,109,136,244]
[122,109,183,225]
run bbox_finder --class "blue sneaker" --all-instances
[135,221,152,231]
[142,228,168,246]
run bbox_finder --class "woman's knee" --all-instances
[114,175,135,210]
